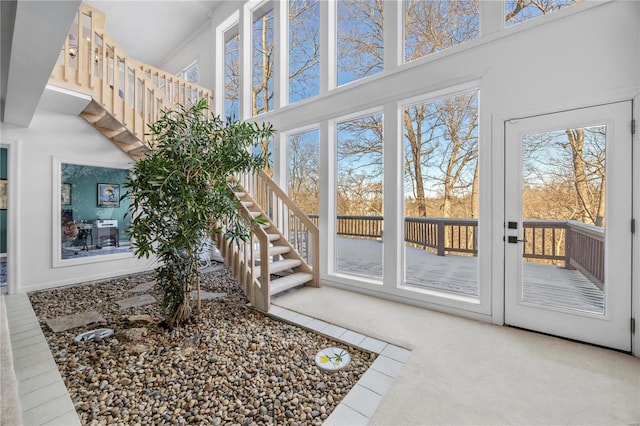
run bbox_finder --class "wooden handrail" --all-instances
[257,171,319,232]
[237,171,320,288]
[213,204,271,312]
[49,3,214,151]
[139,63,214,113]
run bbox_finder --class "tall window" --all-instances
[289,0,320,103]
[224,27,240,123]
[505,0,582,27]
[336,0,384,87]
[252,5,274,116]
[403,90,479,296]
[404,0,479,63]
[288,129,320,215]
[335,113,384,280]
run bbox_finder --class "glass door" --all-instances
[504,102,632,351]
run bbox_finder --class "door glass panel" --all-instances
[403,90,479,296]
[336,113,383,280]
[521,126,605,314]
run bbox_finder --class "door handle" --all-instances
[507,236,527,243]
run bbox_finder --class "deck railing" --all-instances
[309,215,604,288]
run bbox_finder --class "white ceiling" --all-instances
[85,1,226,66]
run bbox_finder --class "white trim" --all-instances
[383,0,401,72]
[215,11,240,118]
[633,95,639,357]
[51,157,134,269]
[1,140,21,294]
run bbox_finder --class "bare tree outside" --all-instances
[522,126,606,227]
[224,29,239,123]
[289,0,320,103]
[404,0,479,62]
[288,129,320,215]
[505,0,582,26]
[336,0,384,86]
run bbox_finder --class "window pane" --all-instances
[60,164,131,260]
[505,0,582,27]
[336,0,384,87]
[520,125,605,314]
[288,129,320,216]
[289,0,320,103]
[404,0,479,63]
[336,113,383,280]
[183,62,198,84]
[224,29,240,123]
[253,8,274,116]
[403,90,479,296]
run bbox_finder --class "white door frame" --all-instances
[502,101,633,352]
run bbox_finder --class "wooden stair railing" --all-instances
[50,4,317,310]
[214,174,319,312]
[49,3,214,161]
[237,171,320,286]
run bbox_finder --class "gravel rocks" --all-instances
[28,266,373,425]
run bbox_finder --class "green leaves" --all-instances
[125,100,274,327]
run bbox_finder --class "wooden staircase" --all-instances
[49,2,213,161]
[214,172,320,312]
[48,3,319,312]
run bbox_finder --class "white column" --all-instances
[319,119,335,277]
[480,0,504,37]
[320,0,336,95]
[383,0,401,72]
[239,3,253,121]
[382,100,402,289]
[273,0,288,110]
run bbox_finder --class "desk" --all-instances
[96,226,118,248]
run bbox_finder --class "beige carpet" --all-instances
[0,295,23,426]
[273,286,640,425]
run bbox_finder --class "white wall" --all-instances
[157,19,215,92]
[2,0,638,351]
[0,108,156,293]
[189,0,640,343]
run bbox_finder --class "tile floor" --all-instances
[5,293,80,426]
[268,304,411,425]
[5,294,409,426]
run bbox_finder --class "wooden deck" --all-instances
[336,237,604,314]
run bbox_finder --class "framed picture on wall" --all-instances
[0,179,6,210]
[97,183,120,208]
[61,183,71,205]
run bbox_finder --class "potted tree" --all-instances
[125,99,273,327]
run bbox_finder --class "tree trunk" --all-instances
[470,161,479,218]
[404,108,427,216]
[566,128,591,224]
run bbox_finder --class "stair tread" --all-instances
[95,114,125,130]
[270,272,313,295]
[242,201,255,208]
[268,246,290,256]
[256,258,301,276]
[266,233,280,242]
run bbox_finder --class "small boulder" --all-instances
[119,327,148,342]
[126,314,156,326]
